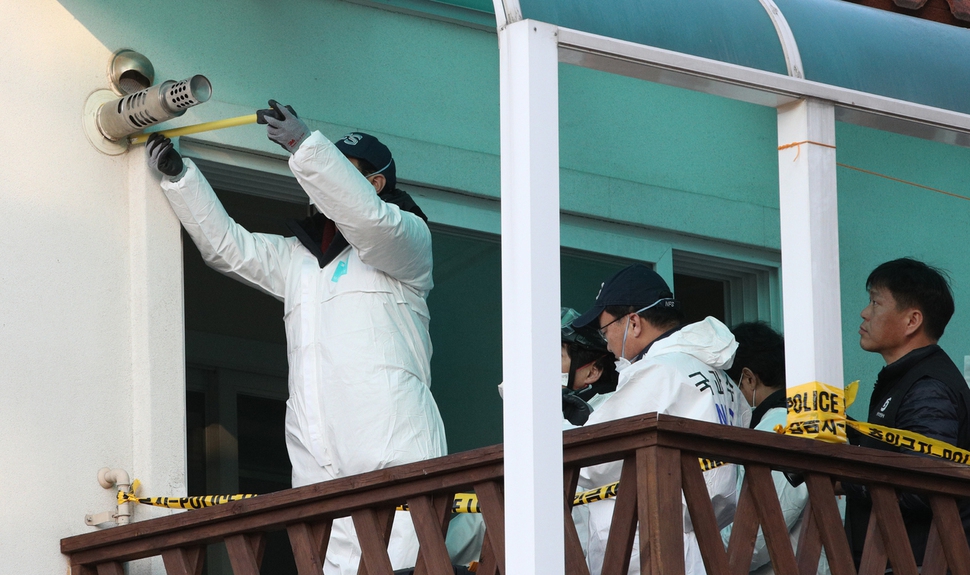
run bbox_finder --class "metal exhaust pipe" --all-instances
[95,75,212,141]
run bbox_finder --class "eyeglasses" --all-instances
[597,314,628,336]
[596,299,676,335]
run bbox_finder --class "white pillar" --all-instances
[498,18,564,575]
[776,98,844,399]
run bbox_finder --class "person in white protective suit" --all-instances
[720,322,840,575]
[496,307,618,427]
[560,307,620,429]
[494,308,620,560]
[145,100,448,574]
[571,264,752,575]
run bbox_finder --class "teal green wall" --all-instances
[58,0,970,444]
[45,0,779,452]
[431,0,493,12]
[57,0,501,150]
[837,123,970,417]
[428,228,633,452]
[559,65,780,248]
[58,0,781,240]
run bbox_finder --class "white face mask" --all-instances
[614,357,632,373]
[561,373,570,388]
[616,301,665,361]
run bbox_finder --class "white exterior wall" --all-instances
[0,1,782,571]
[0,1,505,571]
[0,2,185,573]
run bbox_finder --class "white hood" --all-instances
[648,316,738,371]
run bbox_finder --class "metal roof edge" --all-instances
[757,0,804,77]
[557,25,970,147]
[492,0,522,28]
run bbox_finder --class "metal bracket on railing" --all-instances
[84,467,132,527]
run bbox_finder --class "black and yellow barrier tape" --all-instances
[118,480,257,509]
[777,380,970,465]
[121,382,965,515]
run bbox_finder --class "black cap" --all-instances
[574,264,675,328]
[334,132,397,193]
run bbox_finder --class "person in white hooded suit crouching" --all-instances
[571,264,751,575]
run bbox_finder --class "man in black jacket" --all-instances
[845,258,970,566]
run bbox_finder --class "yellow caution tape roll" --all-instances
[786,381,848,444]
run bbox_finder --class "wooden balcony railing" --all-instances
[61,413,970,575]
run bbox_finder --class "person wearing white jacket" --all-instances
[720,322,839,575]
[720,322,806,575]
[572,264,751,575]
[145,101,447,575]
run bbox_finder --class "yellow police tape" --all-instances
[778,379,970,465]
[785,380,849,443]
[119,480,257,509]
[122,381,969,516]
[844,419,970,465]
[120,460,727,514]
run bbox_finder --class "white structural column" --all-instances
[776,99,844,398]
[497,18,565,575]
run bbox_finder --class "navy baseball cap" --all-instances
[573,264,676,328]
[334,132,397,193]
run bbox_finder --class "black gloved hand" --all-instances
[146,133,185,179]
[256,102,297,124]
[562,388,593,427]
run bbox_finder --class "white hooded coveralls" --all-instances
[578,317,752,575]
[160,131,447,574]
[719,405,841,575]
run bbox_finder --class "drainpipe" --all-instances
[84,468,132,527]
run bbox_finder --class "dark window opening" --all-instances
[674,273,727,326]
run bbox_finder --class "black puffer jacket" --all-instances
[844,345,970,566]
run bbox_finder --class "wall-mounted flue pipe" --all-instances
[97,75,211,141]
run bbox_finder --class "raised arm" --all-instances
[148,135,293,299]
[260,102,432,291]
[289,132,432,290]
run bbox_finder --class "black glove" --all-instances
[256,101,296,124]
[783,472,805,488]
[562,388,593,426]
[146,133,185,179]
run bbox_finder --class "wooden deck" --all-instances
[61,413,970,575]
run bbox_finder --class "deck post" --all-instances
[776,99,845,439]
[497,17,565,575]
